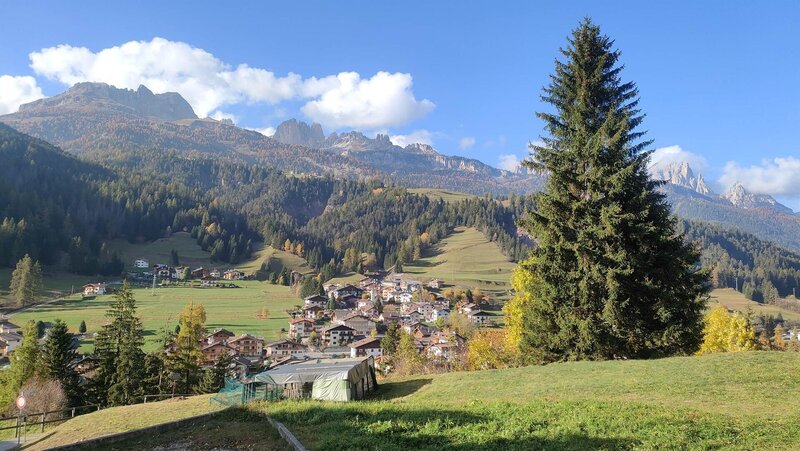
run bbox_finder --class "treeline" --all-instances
[679,220,800,301]
[0,125,254,273]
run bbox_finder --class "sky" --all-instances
[1,1,798,209]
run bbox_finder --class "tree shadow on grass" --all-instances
[371,378,433,400]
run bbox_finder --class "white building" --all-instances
[134,258,149,269]
[83,283,107,296]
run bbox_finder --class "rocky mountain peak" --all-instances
[650,161,711,196]
[16,82,197,121]
[722,182,794,213]
[272,119,326,148]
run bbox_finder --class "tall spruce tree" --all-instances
[91,281,145,406]
[0,321,40,407]
[519,19,707,361]
[9,254,42,306]
[40,319,82,406]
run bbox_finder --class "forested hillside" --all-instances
[0,124,254,274]
[680,220,800,301]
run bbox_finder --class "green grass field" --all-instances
[408,188,477,203]
[34,352,800,450]
[404,227,516,301]
[236,243,315,276]
[9,281,300,351]
[708,288,800,321]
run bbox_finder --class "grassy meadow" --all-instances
[404,227,516,301]
[10,281,300,351]
[28,352,800,450]
[408,188,476,203]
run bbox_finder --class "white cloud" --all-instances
[209,110,238,123]
[0,75,44,114]
[390,129,433,147]
[302,72,434,129]
[719,156,800,197]
[28,38,434,129]
[648,145,708,171]
[248,126,276,137]
[459,136,475,150]
[497,154,521,171]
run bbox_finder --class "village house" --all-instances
[201,342,236,364]
[83,283,107,296]
[223,269,245,280]
[228,334,265,359]
[209,268,222,279]
[431,308,451,321]
[356,298,372,310]
[191,267,209,279]
[206,328,235,345]
[427,342,459,361]
[288,318,315,339]
[468,310,492,325]
[304,305,324,320]
[417,303,435,317]
[304,294,328,309]
[427,278,444,289]
[0,332,22,355]
[0,320,20,334]
[0,338,8,358]
[338,313,377,336]
[350,337,383,358]
[322,324,356,347]
[330,284,363,299]
[134,258,149,268]
[201,276,219,287]
[459,303,478,314]
[154,264,173,279]
[265,340,308,358]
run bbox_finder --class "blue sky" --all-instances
[1,1,798,208]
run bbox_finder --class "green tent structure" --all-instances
[254,356,378,402]
[213,356,378,406]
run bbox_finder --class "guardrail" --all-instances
[0,403,101,444]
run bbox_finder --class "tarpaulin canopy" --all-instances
[252,357,376,401]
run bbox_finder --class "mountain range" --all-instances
[1,81,799,251]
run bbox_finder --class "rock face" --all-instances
[650,161,711,196]
[273,119,326,148]
[722,182,794,213]
[18,82,197,121]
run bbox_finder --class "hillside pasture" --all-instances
[39,353,800,450]
[708,288,800,321]
[10,281,300,352]
[408,188,476,203]
[404,227,516,301]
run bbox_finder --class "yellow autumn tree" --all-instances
[467,329,516,370]
[698,305,756,355]
[503,260,537,353]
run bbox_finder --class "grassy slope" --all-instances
[258,352,800,450]
[404,227,516,301]
[51,353,800,450]
[408,188,476,203]
[10,281,299,352]
[708,288,800,321]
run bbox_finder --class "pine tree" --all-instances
[170,249,180,266]
[40,319,82,406]
[78,320,87,334]
[518,19,707,361]
[198,352,233,394]
[91,281,145,406]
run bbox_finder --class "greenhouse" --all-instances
[213,356,378,405]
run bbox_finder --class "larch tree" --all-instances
[9,254,42,306]
[518,19,707,361]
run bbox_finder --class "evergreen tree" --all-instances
[91,281,145,406]
[518,19,707,361]
[198,352,233,393]
[9,254,42,306]
[0,321,40,406]
[78,320,87,334]
[40,319,82,405]
[170,249,180,266]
